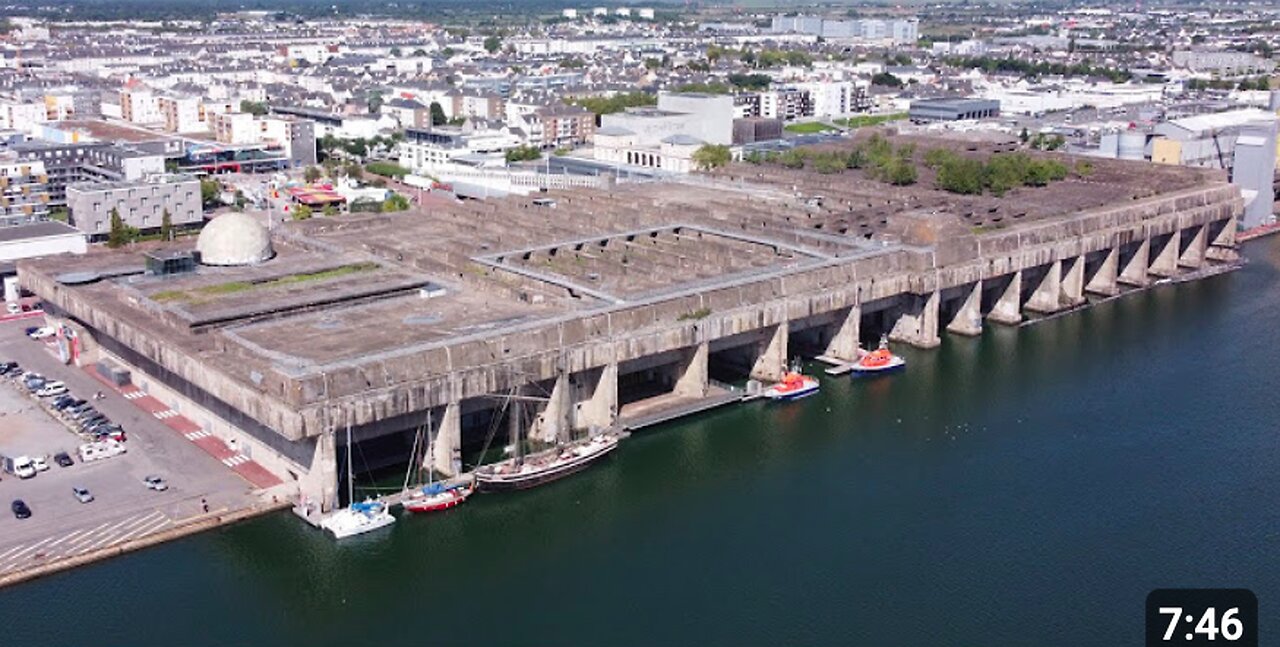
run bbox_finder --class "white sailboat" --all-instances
[320,423,396,539]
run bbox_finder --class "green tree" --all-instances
[200,179,221,207]
[1019,127,1030,144]
[239,100,268,116]
[107,208,126,248]
[505,146,542,163]
[292,204,313,221]
[483,35,502,53]
[870,72,903,88]
[322,204,337,217]
[884,159,917,185]
[345,161,364,179]
[692,144,732,171]
[383,193,411,212]
[304,166,322,183]
[160,208,173,241]
[936,157,986,195]
[429,101,447,126]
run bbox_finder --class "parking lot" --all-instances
[0,318,260,576]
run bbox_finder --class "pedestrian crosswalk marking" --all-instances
[222,455,250,467]
[184,430,213,440]
[154,410,179,419]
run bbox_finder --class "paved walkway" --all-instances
[0,509,175,576]
[82,366,283,489]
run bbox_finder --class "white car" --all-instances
[36,385,67,398]
[143,475,168,491]
[31,456,49,472]
[5,303,19,315]
[28,327,54,340]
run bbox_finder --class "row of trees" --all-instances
[943,56,1132,83]
[1186,77,1271,91]
[570,91,657,116]
[705,45,813,69]
[925,149,1070,197]
[107,208,173,248]
[505,145,542,163]
[740,135,917,185]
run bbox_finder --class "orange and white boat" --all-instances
[763,366,820,401]
[852,337,905,374]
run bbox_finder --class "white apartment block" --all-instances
[0,101,47,131]
[159,96,208,133]
[212,111,258,145]
[120,89,162,124]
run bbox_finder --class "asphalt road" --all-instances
[0,318,257,574]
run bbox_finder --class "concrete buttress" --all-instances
[945,282,983,336]
[987,270,1023,325]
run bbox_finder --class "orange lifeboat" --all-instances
[852,337,906,374]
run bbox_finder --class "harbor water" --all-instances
[3,238,1279,645]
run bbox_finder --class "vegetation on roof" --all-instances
[151,262,380,304]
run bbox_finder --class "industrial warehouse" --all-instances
[17,136,1243,521]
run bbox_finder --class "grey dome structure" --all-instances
[196,212,274,266]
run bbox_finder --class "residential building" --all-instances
[212,111,258,145]
[533,104,595,149]
[12,141,165,208]
[0,101,47,131]
[159,96,209,133]
[398,124,522,172]
[65,174,201,239]
[0,158,51,225]
[120,89,162,125]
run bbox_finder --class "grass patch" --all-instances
[784,122,838,134]
[151,262,379,304]
[677,307,713,321]
[835,112,907,129]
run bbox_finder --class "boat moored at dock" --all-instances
[763,369,820,401]
[320,500,396,538]
[404,482,474,513]
[475,432,621,492]
[851,337,906,375]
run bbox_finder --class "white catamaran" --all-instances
[320,423,396,539]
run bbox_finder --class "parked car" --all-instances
[37,385,67,398]
[31,456,48,472]
[72,407,100,421]
[11,499,30,519]
[53,452,73,467]
[27,327,54,340]
[5,303,19,315]
[0,362,18,375]
[53,395,78,409]
[22,327,37,337]
[2,455,36,479]
[66,403,94,416]
[143,475,168,491]
[71,487,93,504]
[78,416,108,431]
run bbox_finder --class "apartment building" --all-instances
[66,174,201,239]
[13,141,165,208]
[159,96,209,133]
[120,89,163,125]
[0,158,51,226]
[533,104,595,149]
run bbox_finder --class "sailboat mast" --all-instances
[425,412,435,486]
[510,389,523,466]
[345,422,353,506]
